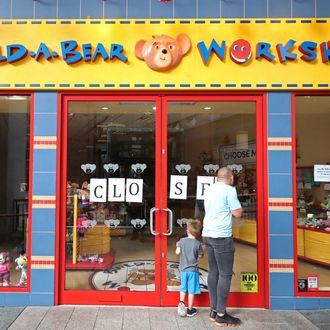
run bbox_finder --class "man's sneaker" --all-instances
[215,313,242,327]
[177,302,186,317]
[187,307,197,318]
[210,309,217,322]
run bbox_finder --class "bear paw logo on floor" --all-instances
[135,34,191,72]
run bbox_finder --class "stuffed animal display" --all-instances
[15,251,28,287]
[0,252,10,286]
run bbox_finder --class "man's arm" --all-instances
[232,207,243,218]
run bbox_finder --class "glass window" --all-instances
[295,95,330,293]
[166,101,257,293]
[65,100,157,291]
[0,95,30,288]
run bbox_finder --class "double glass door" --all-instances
[59,94,265,307]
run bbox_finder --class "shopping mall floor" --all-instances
[1,305,330,330]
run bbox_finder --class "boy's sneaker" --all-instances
[209,309,217,322]
[187,307,197,318]
[215,313,242,327]
[177,302,186,317]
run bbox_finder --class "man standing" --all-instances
[202,166,243,327]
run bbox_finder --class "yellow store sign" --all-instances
[0,19,329,90]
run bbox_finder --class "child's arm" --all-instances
[198,243,205,258]
[175,241,181,255]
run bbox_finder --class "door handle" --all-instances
[162,208,173,236]
[149,207,160,236]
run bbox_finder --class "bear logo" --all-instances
[104,219,121,228]
[81,163,96,174]
[204,164,220,175]
[131,218,147,230]
[131,163,147,174]
[135,34,191,72]
[177,218,188,228]
[104,163,119,174]
[175,164,191,175]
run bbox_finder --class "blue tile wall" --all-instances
[104,0,125,19]
[269,211,293,235]
[12,0,33,19]
[34,114,57,136]
[31,233,55,256]
[35,0,57,19]
[245,0,267,18]
[32,173,56,196]
[34,92,58,114]
[175,0,196,18]
[268,174,293,197]
[316,0,330,17]
[33,150,57,173]
[270,273,295,296]
[221,0,244,18]
[269,236,294,259]
[292,0,315,18]
[151,0,173,19]
[32,209,56,233]
[269,0,292,18]
[295,298,320,309]
[30,293,54,306]
[268,92,292,114]
[127,0,150,19]
[0,0,328,19]
[0,0,11,19]
[320,299,330,309]
[4,293,30,307]
[81,0,102,19]
[31,270,54,293]
[58,0,80,19]
[268,151,292,174]
[270,297,295,310]
[198,0,220,18]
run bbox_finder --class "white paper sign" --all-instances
[126,179,143,203]
[314,164,330,182]
[196,176,216,200]
[170,175,187,200]
[90,179,107,202]
[108,178,125,202]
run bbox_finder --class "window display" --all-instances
[295,95,330,292]
[0,95,30,288]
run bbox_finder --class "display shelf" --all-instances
[297,227,330,267]
[232,218,257,246]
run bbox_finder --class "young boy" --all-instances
[176,219,203,317]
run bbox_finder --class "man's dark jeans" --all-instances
[204,236,235,314]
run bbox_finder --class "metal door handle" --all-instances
[149,207,160,236]
[163,208,173,236]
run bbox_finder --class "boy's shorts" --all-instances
[180,271,201,294]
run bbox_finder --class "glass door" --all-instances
[160,96,266,308]
[59,96,163,305]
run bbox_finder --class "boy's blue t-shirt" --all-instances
[177,237,202,272]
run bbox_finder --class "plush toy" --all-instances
[0,252,10,286]
[78,181,90,206]
[320,194,330,211]
[15,250,27,287]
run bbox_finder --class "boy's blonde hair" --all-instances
[186,219,202,238]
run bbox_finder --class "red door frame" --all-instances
[160,95,267,308]
[56,91,269,308]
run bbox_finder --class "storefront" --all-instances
[0,18,330,309]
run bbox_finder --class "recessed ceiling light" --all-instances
[204,106,212,110]
[101,106,109,110]
[7,95,27,100]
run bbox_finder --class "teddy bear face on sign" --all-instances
[135,34,191,72]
